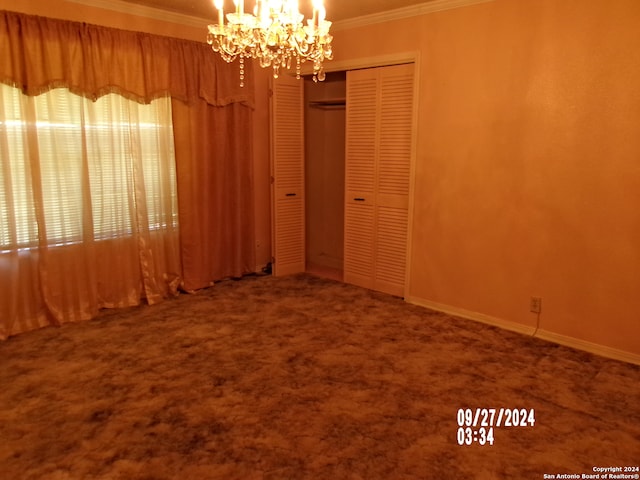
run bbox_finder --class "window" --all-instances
[0,84,178,250]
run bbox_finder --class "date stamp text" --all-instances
[456,407,535,446]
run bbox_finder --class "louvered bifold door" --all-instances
[271,75,305,276]
[375,63,414,296]
[344,68,379,290]
[345,63,414,297]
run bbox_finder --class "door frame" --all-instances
[280,52,421,298]
[305,52,421,299]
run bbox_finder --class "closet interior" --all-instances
[304,72,346,282]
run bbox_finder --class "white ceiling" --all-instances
[115,0,439,23]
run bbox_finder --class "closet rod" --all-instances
[308,98,346,109]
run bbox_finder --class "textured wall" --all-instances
[331,0,640,356]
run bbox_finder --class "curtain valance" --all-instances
[0,10,253,107]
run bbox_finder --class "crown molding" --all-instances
[297,51,418,76]
[66,0,494,32]
[332,0,495,31]
[63,0,210,28]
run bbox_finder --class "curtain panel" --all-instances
[172,99,255,291]
[0,86,181,339]
[0,10,254,107]
[0,10,257,338]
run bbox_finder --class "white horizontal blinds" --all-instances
[85,94,178,238]
[139,98,178,231]
[344,68,379,288]
[34,89,86,244]
[84,93,135,239]
[271,75,305,276]
[375,63,413,296]
[0,85,37,248]
[0,83,177,250]
[128,96,178,233]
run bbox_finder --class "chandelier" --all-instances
[207,0,333,87]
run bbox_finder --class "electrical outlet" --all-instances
[530,296,542,314]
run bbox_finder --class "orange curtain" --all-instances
[0,11,256,338]
[172,99,255,291]
[0,10,253,107]
[0,86,181,338]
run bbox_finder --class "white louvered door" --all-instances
[344,69,378,290]
[271,75,305,276]
[345,63,414,296]
[375,64,413,296]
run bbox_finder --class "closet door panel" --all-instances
[345,63,414,296]
[344,68,379,287]
[374,205,408,297]
[345,70,378,199]
[378,63,413,201]
[375,63,413,296]
[344,202,375,289]
[271,76,305,276]
[274,194,305,275]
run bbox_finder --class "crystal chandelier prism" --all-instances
[207,0,333,87]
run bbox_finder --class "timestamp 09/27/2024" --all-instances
[456,408,536,446]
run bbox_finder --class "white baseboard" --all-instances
[405,296,640,366]
[534,329,640,366]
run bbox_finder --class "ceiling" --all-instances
[116,0,437,23]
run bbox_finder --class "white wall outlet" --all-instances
[530,296,542,314]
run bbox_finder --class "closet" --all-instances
[270,63,414,297]
[304,72,346,280]
[344,63,414,297]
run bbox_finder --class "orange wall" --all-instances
[0,0,273,271]
[332,0,640,356]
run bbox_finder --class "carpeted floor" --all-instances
[1,273,639,479]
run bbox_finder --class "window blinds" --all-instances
[0,84,177,250]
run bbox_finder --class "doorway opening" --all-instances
[303,71,346,282]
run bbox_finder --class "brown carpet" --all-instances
[1,273,638,479]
